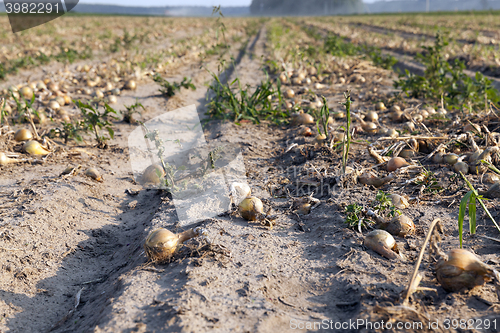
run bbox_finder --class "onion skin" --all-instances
[144,228,199,263]
[387,157,409,172]
[238,196,264,221]
[364,230,399,260]
[436,249,494,292]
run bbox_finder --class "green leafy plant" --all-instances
[414,168,444,194]
[395,32,500,110]
[141,123,177,191]
[373,190,401,218]
[206,69,286,124]
[315,96,329,139]
[153,75,196,97]
[52,121,87,144]
[345,203,373,230]
[121,100,145,123]
[76,101,117,147]
[0,98,7,125]
[458,172,500,248]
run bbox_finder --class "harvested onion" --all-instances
[144,228,202,263]
[453,161,468,174]
[436,249,495,292]
[291,111,314,125]
[443,153,459,165]
[23,140,50,156]
[238,196,264,221]
[389,194,409,209]
[14,128,32,142]
[379,214,415,237]
[364,111,378,122]
[387,157,409,172]
[358,173,394,188]
[141,164,165,185]
[0,152,19,166]
[375,102,386,111]
[124,80,137,90]
[85,168,102,182]
[364,230,399,260]
[285,88,295,99]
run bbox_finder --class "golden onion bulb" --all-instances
[23,140,50,156]
[364,229,399,260]
[141,164,165,185]
[375,102,387,111]
[285,88,295,99]
[454,161,469,174]
[48,100,60,111]
[483,173,499,184]
[389,194,409,209]
[108,95,118,104]
[436,249,495,292]
[291,111,314,125]
[238,196,264,221]
[20,86,33,99]
[124,80,137,90]
[364,111,379,122]
[14,128,33,142]
[358,173,394,188]
[55,96,66,106]
[47,82,59,92]
[144,228,200,263]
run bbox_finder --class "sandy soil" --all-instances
[0,20,500,333]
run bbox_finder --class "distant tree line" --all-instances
[249,0,364,15]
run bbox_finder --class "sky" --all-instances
[79,0,378,7]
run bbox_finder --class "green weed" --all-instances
[153,75,196,97]
[76,101,117,147]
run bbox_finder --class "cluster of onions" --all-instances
[144,227,206,263]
